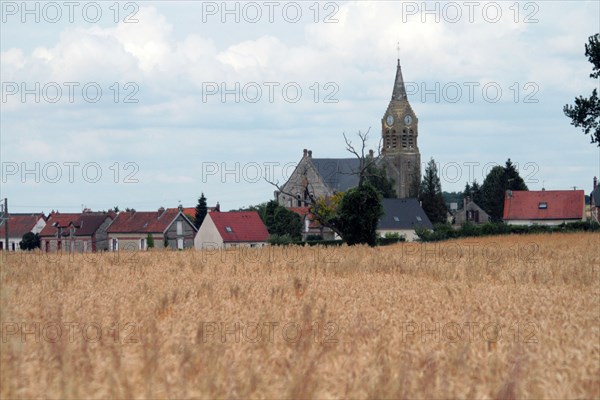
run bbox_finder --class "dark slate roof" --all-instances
[311,158,361,192]
[378,198,434,230]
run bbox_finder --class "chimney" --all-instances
[369,149,374,158]
[215,202,220,212]
[303,149,308,158]
[463,196,470,209]
[594,176,598,190]
[308,150,312,158]
[158,206,165,216]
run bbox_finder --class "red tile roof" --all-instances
[0,213,44,238]
[107,209,182,234]
[503,190,585,221]
[179,206,219,221]
[39,213,82,236]
[209,211,269,243]
[40,212,114,237]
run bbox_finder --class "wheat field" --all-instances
[1,233,599,399]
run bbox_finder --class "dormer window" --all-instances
[538,202,548,209]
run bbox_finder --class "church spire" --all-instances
[392,58,407,101]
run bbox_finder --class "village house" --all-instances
[453,197,490,225]
[107,207,196,251]
[377,198,433,241]
[503,189,585,226]
[194,211,269,249]
[590,177,599,223]
[0,213,46,251]
[39,211,114,252]
[287,206,331,240]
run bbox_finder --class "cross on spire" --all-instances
[397,41,400,62]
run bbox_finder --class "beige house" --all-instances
[195,211,269,249]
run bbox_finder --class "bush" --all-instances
[267,234,295,245]
[415,220,600,242]
[377,237,406,246]
[305,234,323,241]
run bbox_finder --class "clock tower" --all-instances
[381,59,421,198]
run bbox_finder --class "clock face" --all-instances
[404,115,412,125]
[386,115,394,126]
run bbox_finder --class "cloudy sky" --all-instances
[1,1,599,213]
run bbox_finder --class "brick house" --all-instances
[39,211,114,252]
[503,190,585,225]
[194,211,269,249]
[107,207,197,251]
[0,213,46,251]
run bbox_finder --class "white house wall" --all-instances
[194,216,224,249]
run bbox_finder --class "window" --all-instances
[140,238,146,250]
[538,202,548,209]
[176,221,183,235]
[393,216,400,222]
[225,226,233,233]
[416,216,422,222]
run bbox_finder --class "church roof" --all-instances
[392,59,407,101]
[310,158,361,192]
[378,198,433,230]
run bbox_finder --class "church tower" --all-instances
[381,59,421,198]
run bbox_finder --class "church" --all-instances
[276,58,421,207]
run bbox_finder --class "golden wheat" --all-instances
[1,233,599,399]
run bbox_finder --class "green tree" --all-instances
[19,232,40,251]
[418,158,448,224]
[335,182,383,246]
[194,193,208,229]
[463,180,483,206]
[564,33,600,145]
[471,180,483,206]
[480,159,528,222]
[364,159,396,198]
[408,164,421,198]
[261,200,302,240]
[146,233,154,249]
